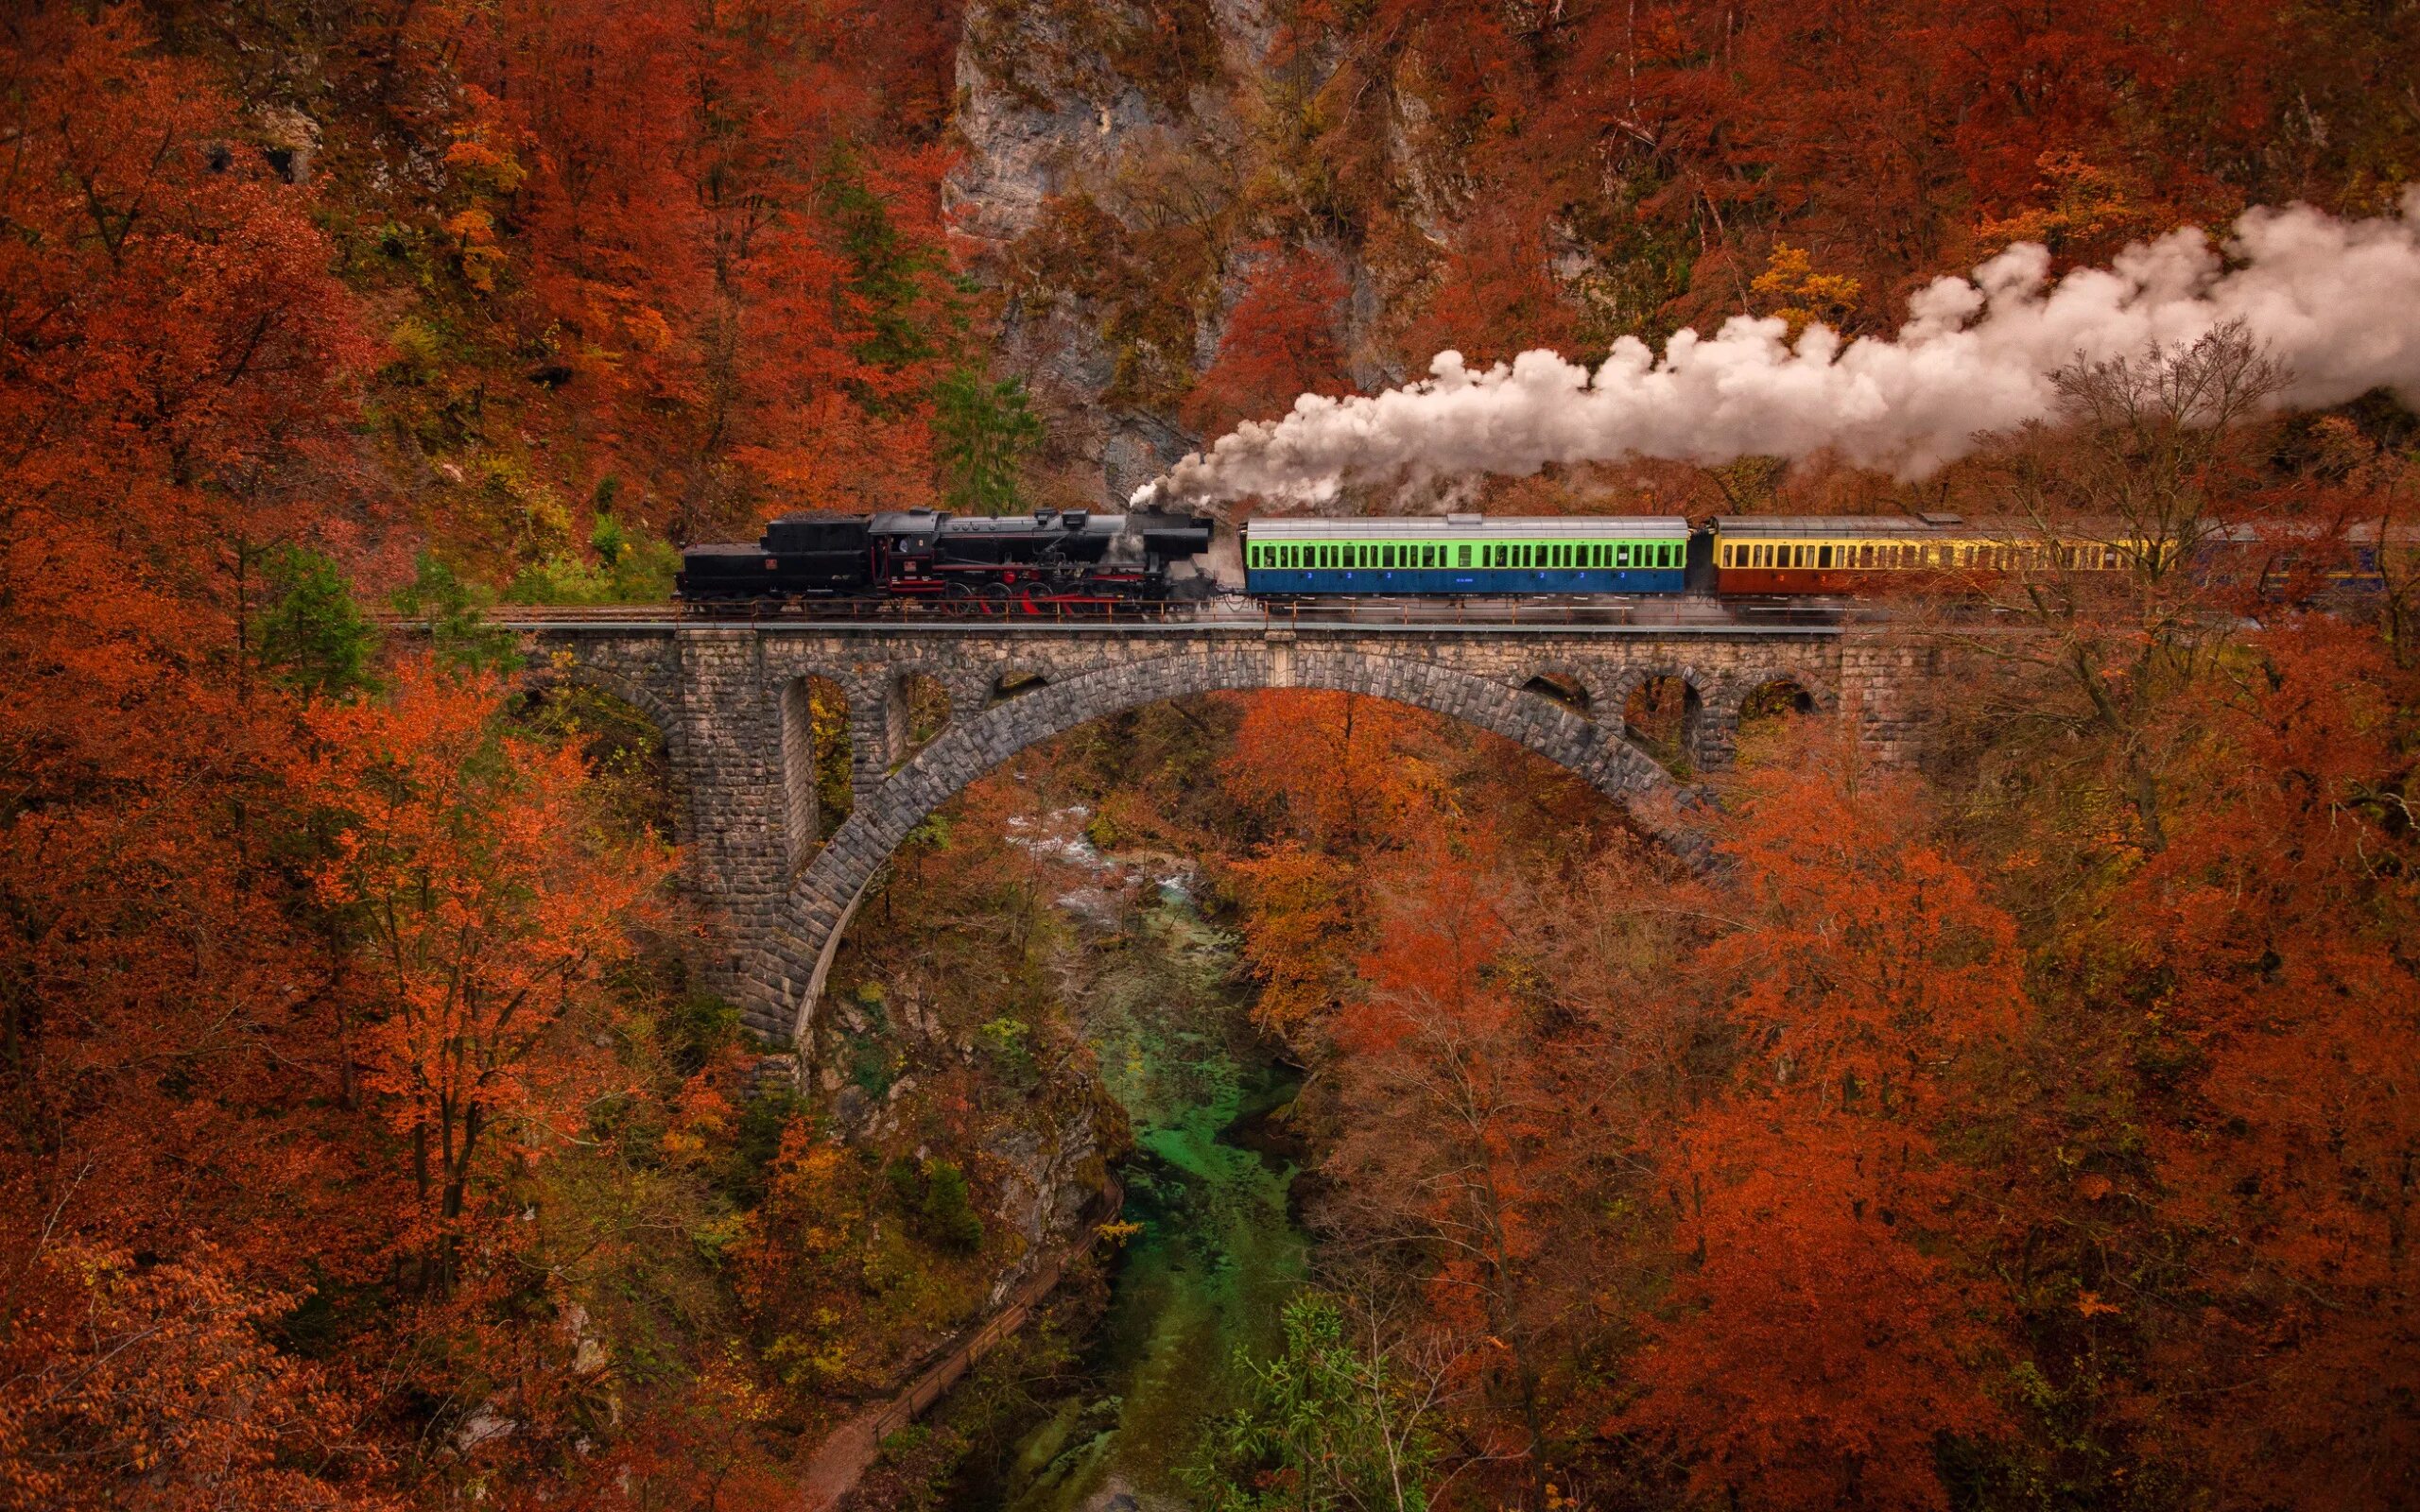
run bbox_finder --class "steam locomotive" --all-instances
[676,507,1218,610]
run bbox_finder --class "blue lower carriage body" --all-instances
[1246,567,1687,596]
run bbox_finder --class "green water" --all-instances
[975,887,1308,1512]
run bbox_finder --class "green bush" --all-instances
[918,1161,984,1254]
[252,544,380,699]
[504,512,680,605]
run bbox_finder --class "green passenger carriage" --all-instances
[1241,513,1692,598]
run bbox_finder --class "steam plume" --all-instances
[1132,191,2420,507]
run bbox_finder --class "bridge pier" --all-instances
[520,618,1938,1047]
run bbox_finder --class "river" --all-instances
[958,865,1308,1512]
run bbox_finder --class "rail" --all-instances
[405,593,1896,632]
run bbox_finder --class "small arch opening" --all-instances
[895,672,950,762]
[992,670,1049,703]
[515,680,679,845]
[1623,674,1703,780]
[1521,671,1592,715]
[783,675,855,866]
[1736,678,1819,768]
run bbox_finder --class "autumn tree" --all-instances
[1951,326,2290,865]
[2081,618,2420,1502]
[294,662,671,1288]
[1625,730,2023,1510]
[1184,244,1353,438]
[1220,691,1442,1033]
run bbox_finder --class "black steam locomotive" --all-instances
[678,507,1217,612]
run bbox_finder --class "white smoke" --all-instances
[1133,190,2420,507]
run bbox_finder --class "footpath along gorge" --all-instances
[9,4,2420,1512]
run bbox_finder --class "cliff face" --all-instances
[946,0,1375,507]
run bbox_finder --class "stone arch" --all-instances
[1720,662,1838,715]
[1518,660,1608,718]
[745,647,1704,1045]
[777,673,854,868]
[530,659,684,765]
[988,665,1051,704]
[516,658,692,849]
[1708,665,1840,767]
[1612,664,1713,774]
[887,668,953,765]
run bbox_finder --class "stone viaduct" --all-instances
[510,615,1935,1047]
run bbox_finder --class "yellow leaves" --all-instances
[444,135,527,197]
[444,207,507,291]
[1976,151,2157,260]
[1096,1218,1145,1246]
[442,92,525,293]
[1751,244,1863,341]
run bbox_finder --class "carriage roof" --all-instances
[1245,514,1687,541]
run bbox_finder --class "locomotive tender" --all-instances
[681,507,2390,610]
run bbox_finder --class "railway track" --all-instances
[387,595,1887,632]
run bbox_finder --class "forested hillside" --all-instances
[6,4,2420,1511]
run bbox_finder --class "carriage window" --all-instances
[1818,545,1832,568]
[1426,545,1439,567]
[1459,544,1472,566]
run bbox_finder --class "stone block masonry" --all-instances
[524,618,1934,1048]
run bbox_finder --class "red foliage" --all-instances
[1625,735,2023,1508]
[2102,619,2420,1499]
[1184,244,1353,438]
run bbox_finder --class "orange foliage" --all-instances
[294,662,673,1283]
[1626,734,2021,1508]
[1184,243,1353,438]
[2100,619,2420,1497]
[0,1241,387,1512]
